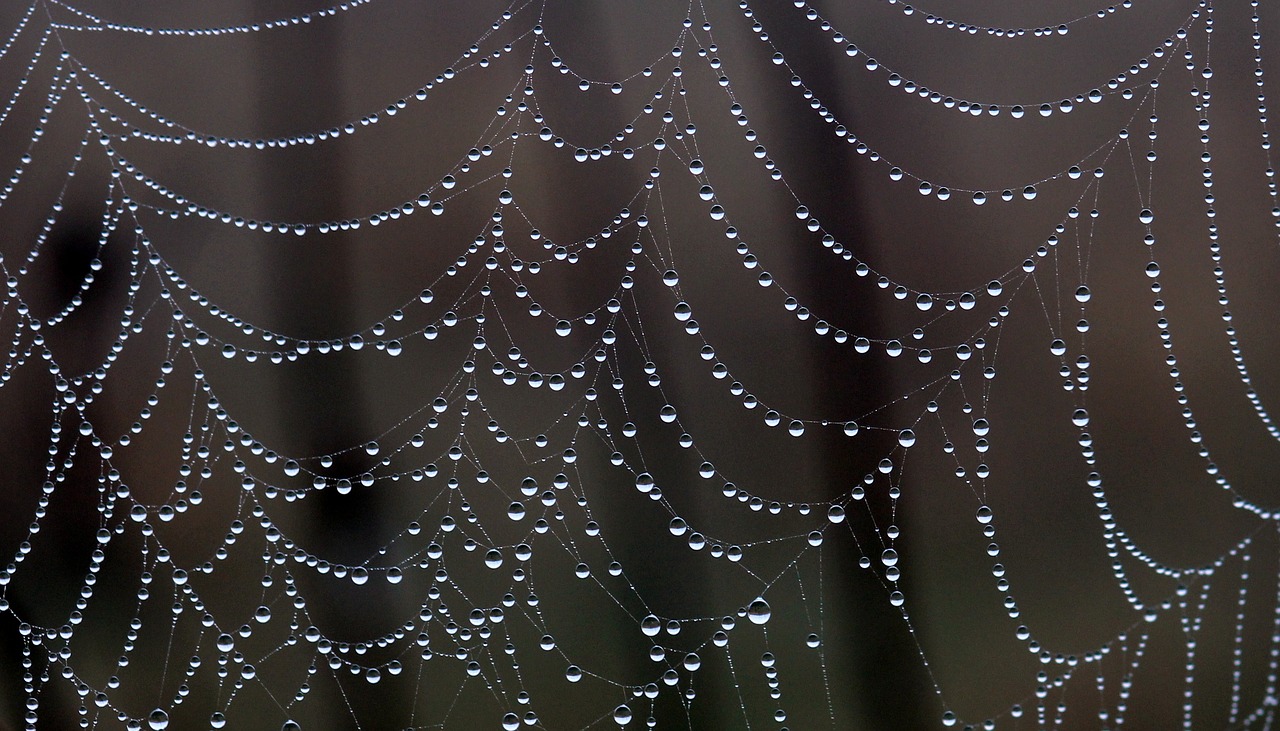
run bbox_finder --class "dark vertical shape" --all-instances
[761,31,936,731]
[251,6,386,726]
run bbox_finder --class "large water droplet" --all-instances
[613,704,633,725]
[148,709,169,730]
[747,597,772,625]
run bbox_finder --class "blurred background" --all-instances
[2,0,1280,728]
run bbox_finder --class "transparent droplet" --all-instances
[254,605,271,623]
[507,502,526,521]
[485,549,503,569]
[898,429,916,448]
[636,473,655,493]
[976,505,993,524]
[641,615,661,636]
[689,159,704,175]
[613,704,633,725]
[1139,208,1154,224]
[881,548,899,567]
[147,709,169,730]
[747,597,772,625]
[1075,285,1091,303]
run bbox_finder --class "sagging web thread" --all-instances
[1,0,1279,729]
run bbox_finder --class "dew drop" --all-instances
[636,473,655,493]
[641,615,661,636]
[613,704,633,725]
[898,429,917,448]
[148,709,169,730]
[747,597,772,624]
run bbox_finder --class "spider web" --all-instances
[1,0,1279,729]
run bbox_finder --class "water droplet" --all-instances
[636,473,655,493]
[254,606,271,623]
[1075,285,1091,303]
[898,429,916,448]
[747,597,772,624]
[662,269,679,286]
[613,704,633,725]
[976,505,993,524]
[1139,208,1154,224]
[641,615,661,636]
[485,549,503,569]
[881,548,899,567]
[148,709,169,730]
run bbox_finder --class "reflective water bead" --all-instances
[613,705,633,725]
[898,429,916,448]
[747,597,772,624]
